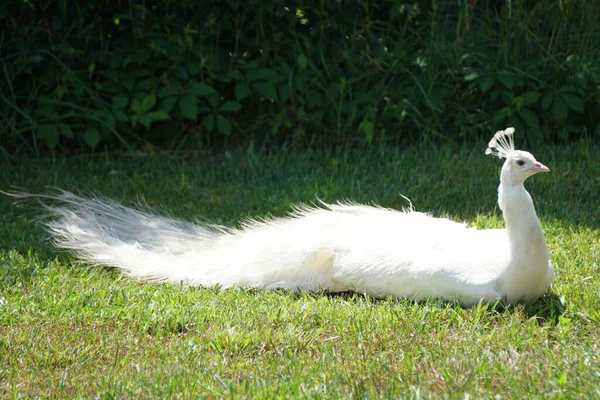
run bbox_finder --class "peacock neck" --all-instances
[498,176,549,267]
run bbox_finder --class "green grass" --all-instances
[1,141,599,398]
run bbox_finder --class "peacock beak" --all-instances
[532,162,550,173]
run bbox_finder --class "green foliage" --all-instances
[1,0,599,154]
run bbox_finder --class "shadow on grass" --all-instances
[0,247,77,289]
[319,289,566,324]
[520,292,567,324]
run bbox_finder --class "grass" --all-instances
[0,140,599,398]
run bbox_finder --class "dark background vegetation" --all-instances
[1,0,599,156]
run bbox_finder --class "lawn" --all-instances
[1,140,599,398]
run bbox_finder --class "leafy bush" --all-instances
[1,0,599,155]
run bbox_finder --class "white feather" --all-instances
[20,128,554,305]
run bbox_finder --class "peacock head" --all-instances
[485,127,549,186]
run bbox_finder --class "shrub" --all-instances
[1,0,599,155]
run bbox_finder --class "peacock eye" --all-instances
[516,159,525,166]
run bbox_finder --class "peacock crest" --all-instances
[485,127,515,159]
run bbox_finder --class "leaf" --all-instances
[139,115,152,129]
[134,48,152,64]
[541,92,553,110]
[429,93,445,111]
[159,97,178,113]
[559,85,577,93]
[479,77,494,94]
[135,78,157,91]
[235,83,251,101]
[311,109,324,121]
[56,85,67,99]
[513,96,525,109]
[521,91,540,106]
[59,124,73,138]
[296,77,307,94]
[131,99,142,114]
[158,84,181,99]
[493,107,511,124]
[507,115,522,132]
[490,90,502,102]
[297,53,308,70]
[187,82,217,97]
[113,110,128,122]
[464,70,480,82]
[147,111,170,121]
[561,93,584,113]
[354,91,370,105]
[359,120,374,143]
[206,94,219,108]
[112,96,129,109]
[203,114,215,132]
[527,125,543,143]
[220,101,242,113]
[551,96,568,122]
[121,78,135,91]
[174,66,189,80]
[250,68,287,84]
[179,95,198,120]
[104,82,120,95]
[84,126,101,149]
[518,108,540,129]
[252,83,278,100]
[279,85,291,103]
[497,72,515,89]
[186,61,202,76]
[307,92,323,108]
[249,68,278,82]
[105,114,116,129]
[140,94,157,114]
[132,91,147,101]
[37,125,60,149]
[228,69,244,81]
[216,115,232,135]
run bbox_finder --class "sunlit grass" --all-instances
[1,141,599,398]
